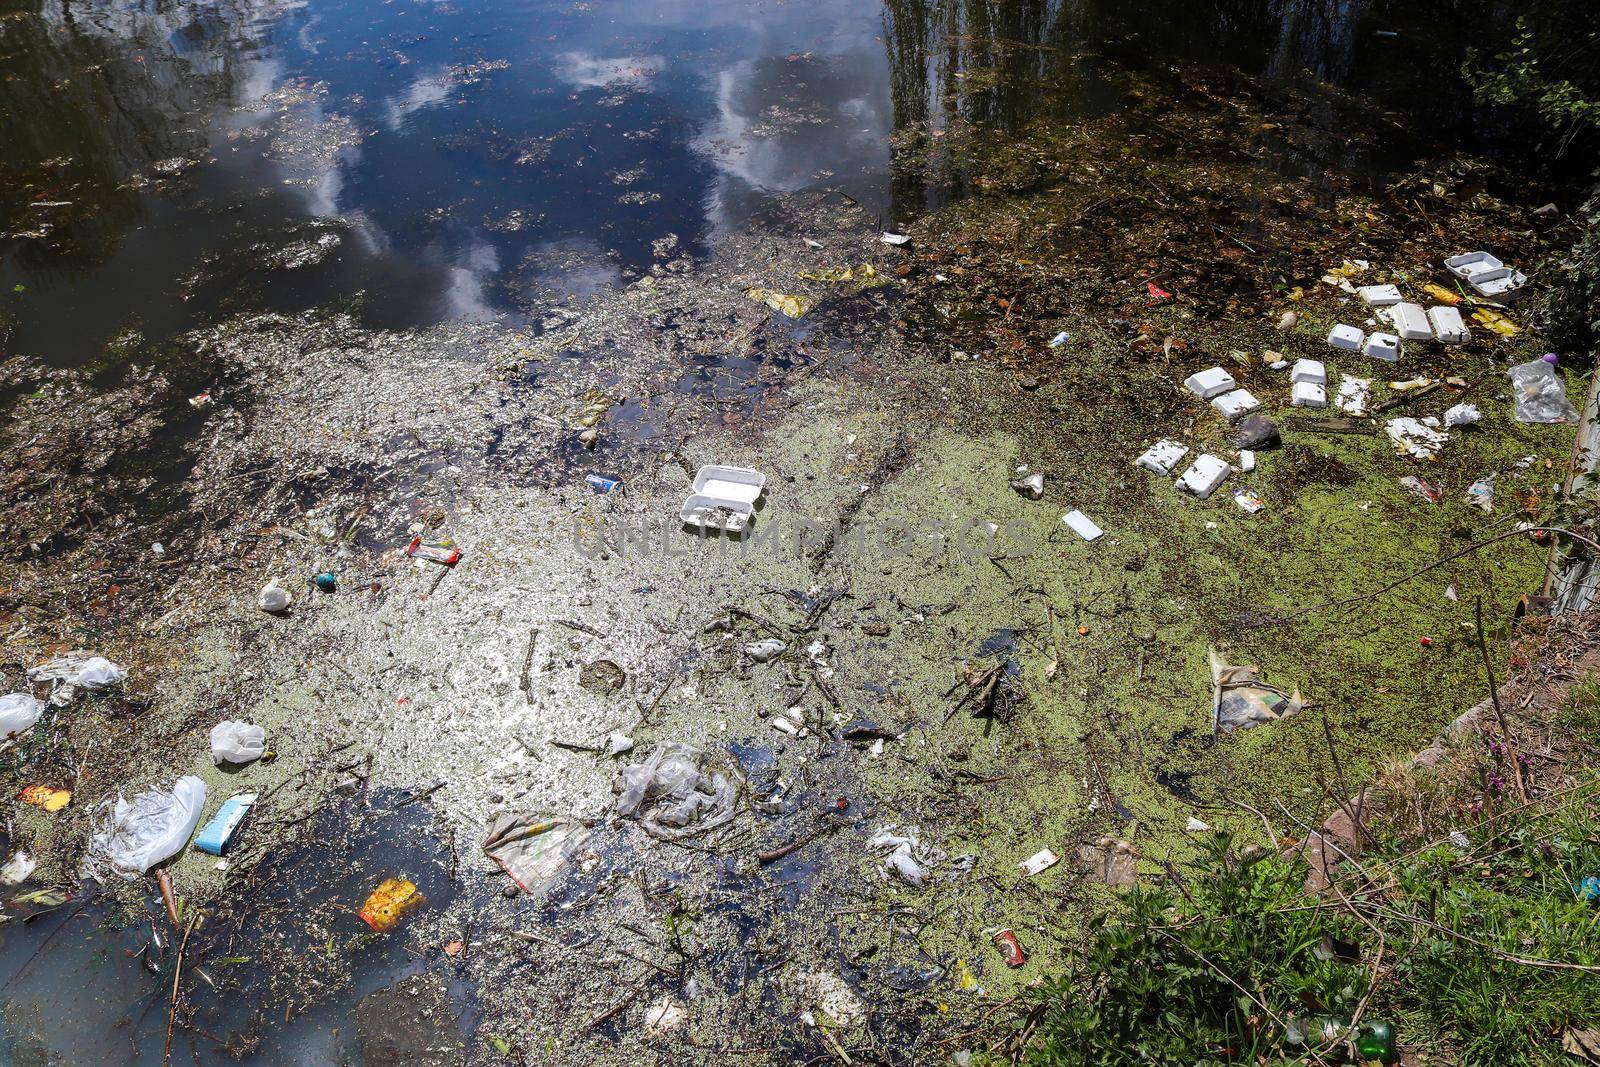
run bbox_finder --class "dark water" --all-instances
[0,794,468,1064]
[0,0,1536,370]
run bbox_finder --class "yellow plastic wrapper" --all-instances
[746,288,815,318]
[19,786,70,812]
[1422,282,1462,306]
[358,877,424,931]
[1471,307,1521,337]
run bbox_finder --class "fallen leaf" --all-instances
[1563,1027,1600,1063]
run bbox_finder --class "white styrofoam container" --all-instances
[1291,381,1326,408]
[1177,455,1230,500]
[1358,284,1402,306]
[1427,305,1469,344]
[1290,358,1326,386]
[1364,333,1399,361]
[1183,367,1237,399]
[1210,389,1259,421]
[1061,510,1103,541]
[1392,302,1431,341]
[1472,270,1527,300]
[1136,439,1189,476]
[1444,251,1503,280]
[1328,324,1365,351]
[681,465,766,532]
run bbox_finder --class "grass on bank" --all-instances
[1001,676,1600,1067]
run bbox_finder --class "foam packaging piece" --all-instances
[1210,389,1260,422]
[1290,358,1326,386]
[1358,284,1402,305]
[680,465,766,532]
[1136,439,1189,476]
[1364,333,1399,361]
[1427,305,1468,344]
[1445,251,1503,280]
[1291,381,1327,408]
[1328,324,1365,351]
[1177,455,1231,500]
[1061,510,1104,541]
[1391,302,1431,341]
[1183,367,1237,400]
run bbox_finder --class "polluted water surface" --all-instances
[1,0,1595,1063]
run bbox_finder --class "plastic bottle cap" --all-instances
[1542,353,1560,365]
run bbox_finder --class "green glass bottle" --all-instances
[1355,1020,1395,1062]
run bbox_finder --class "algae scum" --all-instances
[0,0,1591,1063]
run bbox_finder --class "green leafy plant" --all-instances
[1023,833,1364,1066]
[1020,793,1600,1067]
[1384,802,1600,1067]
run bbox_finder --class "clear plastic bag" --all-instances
[89,776,208,879]
[615,742,737,840]
[0,693,42,738]
[209,720,266,765]
[1509,359,1578,424]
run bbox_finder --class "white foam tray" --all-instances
[681,465,766,532]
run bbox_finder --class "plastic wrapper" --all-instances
[1385,417,1447,460]
[257,580,292,612]
[482,813,586,892]
[615,742,737,840]
[88,776,208,879]
[1,851,36,885]
[210,720,267,765]
[27,653,127,705]
[1210,650,1304,733]
[1509,359,1578,424]
[0,693,43,738]
[867,825,941,887]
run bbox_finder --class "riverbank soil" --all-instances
[0,5,1593,1065]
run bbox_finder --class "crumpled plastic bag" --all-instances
[27,653,127,706]
[482,813,586,893]
[1509,359,1578,424]
[1077,836,1138,887]
[0,850,37,885]
[0,693,43,738]
[1210,649,1304,733]
[615,742,737,840]
[868,824,942,887]
[210,721,267,765]
[257,579,292,613]
[1385,417,1448,460]
[88,776,208,879]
